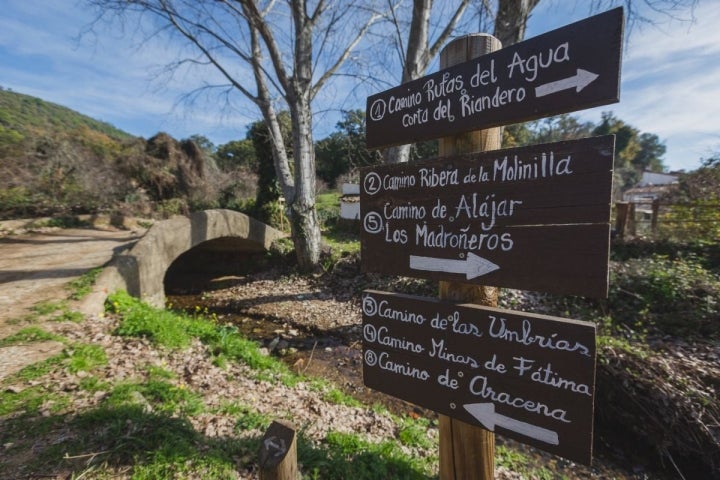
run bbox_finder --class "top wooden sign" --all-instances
[366,8,623,149]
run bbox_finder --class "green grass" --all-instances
[0,291,568,479]
[108,291,298,386]
[67,267,103,300]
[308,378,363,407]
[300,430,436,479]
[108,290,215,349]
[0,326,64,346]
[0,382,67,416]
[0,352,70,416]
[29,300,85,323]
[30,300,66,316]
[0,339,107,418]
[65,344,108,373]
[496,444,562,480]
[398,416,434,450]
[105,379,205,417]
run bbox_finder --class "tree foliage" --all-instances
[215,139,256,172]
[316,110,382,188]
[504,114,595,147]
[593,112,667,193]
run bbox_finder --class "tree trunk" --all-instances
[383,0,470,165]
[384,144,411,164]
[288,90,321,270]
[286,0,321,270]
[382,0,430,166]
[493,0,540,47]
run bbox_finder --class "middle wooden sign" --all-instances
[359,135,615,298]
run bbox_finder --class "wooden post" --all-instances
[437,33,502,480]
[259,420,298,480]
[628,202,637,237]
[651,199,660,235]
[615,202,629,240]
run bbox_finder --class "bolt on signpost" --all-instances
[361,7,623,480]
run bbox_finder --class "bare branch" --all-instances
[237,0,292,93]
[156,3,259,103]
[248,24,296,199]
[426,0,472,62]
[385,0,407,68]
[311,9,382,99]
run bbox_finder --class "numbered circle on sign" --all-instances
[363,212,383,234]
[363,172,382,196]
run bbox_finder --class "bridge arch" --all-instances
[93,210,285,309]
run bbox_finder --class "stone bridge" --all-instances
[83,209,285,312]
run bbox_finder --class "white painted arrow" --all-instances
[409,252,499,280]
[535,69,599,97]
[464,403,559,445]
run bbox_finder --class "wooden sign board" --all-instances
[360,135,614,297]
[366,8,623,149]
[362,290,597,465]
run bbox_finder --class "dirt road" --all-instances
[0,227,144,378]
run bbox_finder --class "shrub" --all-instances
[608,254,720,336]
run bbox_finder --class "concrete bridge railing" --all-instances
[80,209,285,313]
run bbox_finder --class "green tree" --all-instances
[316,110,382,188]
[634,132,667,172]
[593,112,667,193]
[504,114,595,148]
[215,139,256,172]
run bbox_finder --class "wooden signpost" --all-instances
[362,290,597,465]
[360,136,615,297]
[366,7,623,149]
[360,6,624,477]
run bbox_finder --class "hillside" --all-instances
[0,88,132,142]
[0,89,253,220]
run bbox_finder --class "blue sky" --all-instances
[1,1,719,172]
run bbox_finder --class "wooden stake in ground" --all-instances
[259,420,297,480]
[437,33,502,480]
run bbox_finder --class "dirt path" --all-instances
[0,227,144,378]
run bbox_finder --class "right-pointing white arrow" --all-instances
[535,69,599,97]
[409,252,499,280]
[464,402,559,445]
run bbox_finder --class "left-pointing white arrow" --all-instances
[535,68,599,97]
[464,402,559,445]
[409,252,499,280]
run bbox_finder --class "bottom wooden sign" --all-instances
[361,290,597,465]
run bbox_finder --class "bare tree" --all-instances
[493,0,699,48]
[493,0,540,46]
[379,0,480,163]
[87,0,381,270]
[377,0,698,164]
